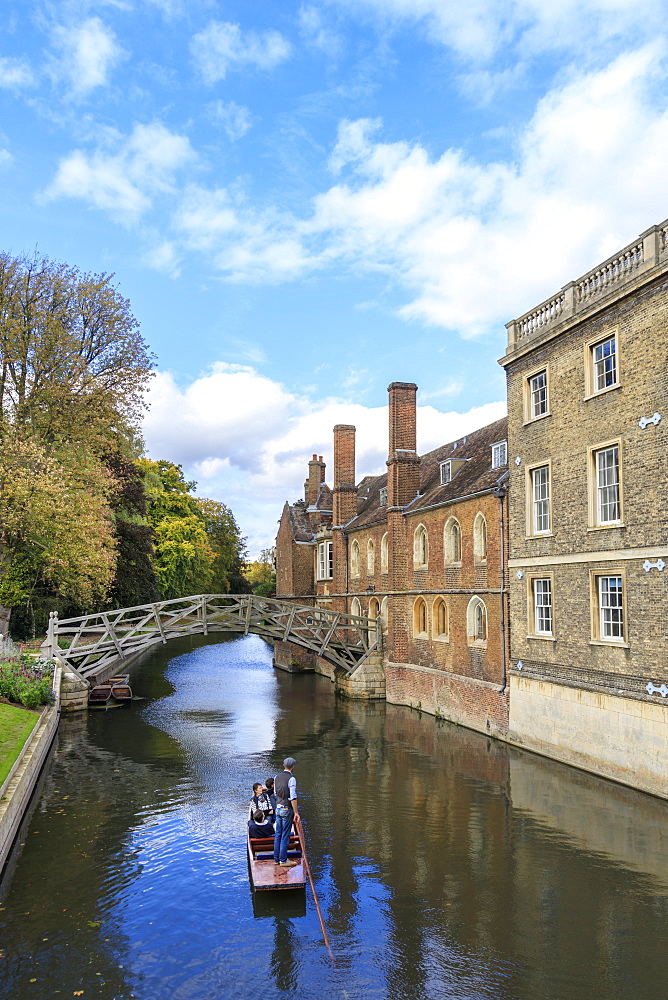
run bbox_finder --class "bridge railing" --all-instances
[46,594,381,680]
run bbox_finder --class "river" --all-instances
[1,632,668,999]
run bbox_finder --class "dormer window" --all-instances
[440,461,452,484]
[379,487,387,506]
[491,440,507,469]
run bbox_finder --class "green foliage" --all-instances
[244,547,276,596]
[153,515,214,600]
[0,657,54,710]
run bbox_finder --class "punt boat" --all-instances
[247,826,306,891]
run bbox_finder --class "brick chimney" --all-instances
[304,454,326,507]
[332,424,357,526]
[387,382,420,507]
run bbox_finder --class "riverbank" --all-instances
[0,703,40,786]
[0,665,61,873]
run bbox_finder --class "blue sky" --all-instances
[3,0,668,554]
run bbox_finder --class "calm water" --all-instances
[2,632,668,1000]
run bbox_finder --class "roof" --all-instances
[346,416,508,530]
[285,500,314,543]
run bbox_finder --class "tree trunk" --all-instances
[0,604,11,638]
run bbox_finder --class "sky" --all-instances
[3,0,668,556]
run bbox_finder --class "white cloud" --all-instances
[207,100,254,140]
[142,364,505,554]
[191,21,291,84]
[328,0,667,64]
[44,122,196,221]
[51,17,125,96]
[174,45,668,335]
[0,149,11,167]
[0,56,36,89]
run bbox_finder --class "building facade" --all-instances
[276,383,510,737]
[500,219,668,798]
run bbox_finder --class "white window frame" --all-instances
[530,370,548,418]
[590,571,627,645]
[443,516,462,566]
[433,597,448,641]
[531,464,551,535]
[466,596,487,646]
[366,538,375,576]
[473,512,487,564]
[350,539,360,577]
[413,524,428,568]
[491,440,507,469]
[380,532,388,574]
[584,329,620,398]
[317,540,333,580]
[531,576,553,636]
[440,461,452,484]
[588,441,622,528]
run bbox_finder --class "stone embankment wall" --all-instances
[0,665,62,872]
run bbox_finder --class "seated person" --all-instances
[248,782,272,820]
[248,809,274,839]
[264,777,276,817]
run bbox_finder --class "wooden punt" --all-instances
[88,683,112,705]
[247,826,306,891]
[109,675,133,701]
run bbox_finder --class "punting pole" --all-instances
[295,816,336,965]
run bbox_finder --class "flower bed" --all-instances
[0,656,55,710]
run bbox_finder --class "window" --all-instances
[531,465,551,534]
[366,539,375,576]
[413,525,428,567]
[317,540,333,580]
[467,597,487,644]
[585,331,620,397]
[350,539,360,577]
[380,533,388,574]
[596,446,620,524]
[491,440,507,469]
[588,443,622,527]
[379,487,388,506]
[530,370,548,418]
[350,596,362,623]
[413,597,428,637]
[380,596,388,632]
[433,598,448,639]
[440,461,452,484]
[591,573,625,643]
[368,597,380,641]
[444,517,461,565]
[593,336,617,391]
[473,513,487,563]
[532,577,553,636]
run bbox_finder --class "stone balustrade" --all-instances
[506,220,668,351]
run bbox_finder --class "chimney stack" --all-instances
[305,454,326,507]
[387,382,420,507]
[332,424,357,525]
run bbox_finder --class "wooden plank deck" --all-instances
[248,834,306,891]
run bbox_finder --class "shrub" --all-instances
[0,656,54,710]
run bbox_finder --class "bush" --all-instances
[0,657,54,710]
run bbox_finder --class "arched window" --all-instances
[433,598,448,639]
[444,517,462,566]
[413,524,428,568]
[367,538,375,576]
[380,596,388,632]
[413,597,428,637]
[466,597,487,644]
[368,596,380,641]
[350,539,360,577]
[474,513,487,564]
[351,596,362,618]
[380,533,389,574]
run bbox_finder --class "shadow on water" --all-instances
[1,631,668,1000]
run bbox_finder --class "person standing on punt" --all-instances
[273,757,299,868]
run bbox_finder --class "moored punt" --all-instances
[247,828,306,891]
[109,676,132,701]
[88,683,112,705]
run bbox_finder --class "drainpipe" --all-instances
[493,481,508,693]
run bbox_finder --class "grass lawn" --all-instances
[0,702,40,788]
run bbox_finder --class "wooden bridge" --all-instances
[44,594,381,682]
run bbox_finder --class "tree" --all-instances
[0,435,116,635]
[0,251,154,632]
[105,453,160,609]
[195,498,250,594]
[244,547,276,597]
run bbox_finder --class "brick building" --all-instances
[275,383,510,737]
[500,219,668,798]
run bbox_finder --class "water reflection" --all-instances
[1,632,667,1000]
